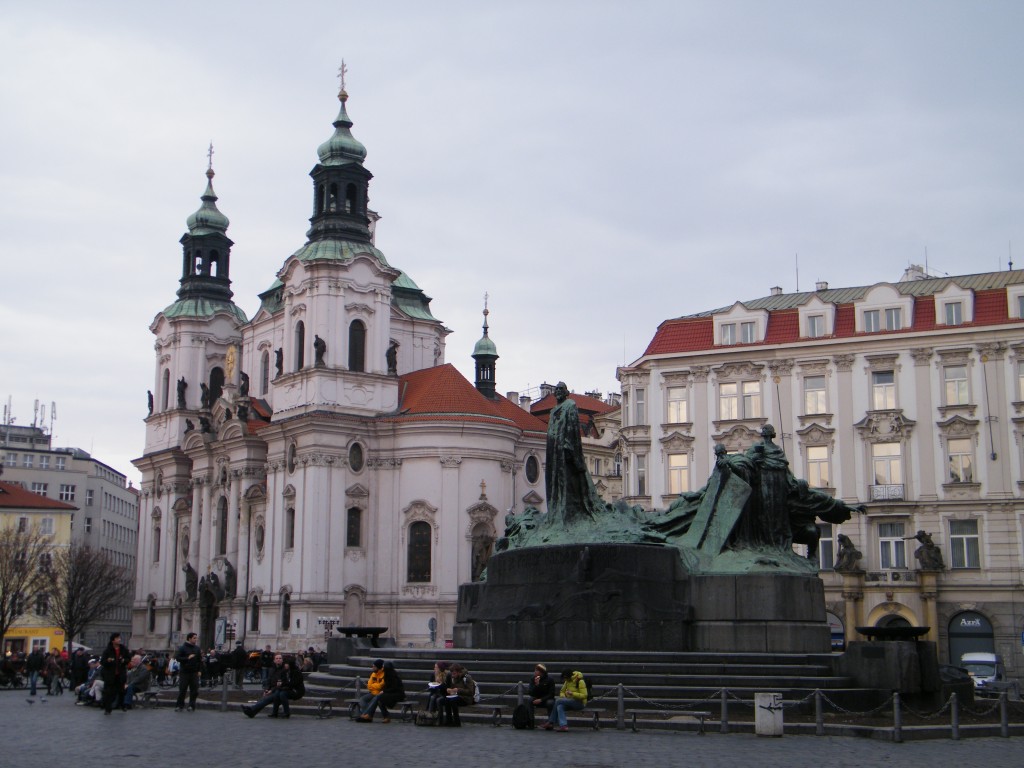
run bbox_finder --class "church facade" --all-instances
[132,85,547,652]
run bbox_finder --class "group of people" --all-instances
[72,633,153,714]
[6,647,70,694]
[350,659,588,731]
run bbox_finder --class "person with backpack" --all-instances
[543,669,587,732]
[515,663,555,728]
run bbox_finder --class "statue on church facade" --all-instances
[908,530,945,570]
[177,377,188,409]
[314,335,327,367]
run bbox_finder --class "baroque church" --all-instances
[132,81,548,651]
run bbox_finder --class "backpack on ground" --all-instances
[289,672,306,701]
[512,703,534,730]
[472,679,481,704]
[415,709,438,726]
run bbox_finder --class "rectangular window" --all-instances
[634,389,646,425]
[741,381,761,418]
[1019,361,1024,401]
[4,453,16,467]
[667,453,689,495]
[31,482,47,496]
[878,522,907,569]
[39,518,54,535]
[872,443,902,485]
[621,392,629,427]
[39,455,49,469]
[719,382,739,420]
[85,517,92,534]
[55,456,66,471]
[740,321,756,343]
[864,310,880,332]
[1018,295,1024,319]
[35,594,49,617]
[86,489,94,507]
[22,454,33,468]
[59,484,76,502]
[947,438,974,483]
[944,301,963,326]
[636,455,647,496]
[949,519,980,569]
[817,523,836,570]
[721,323,736,345]
[884,307,902,331]
[807,314,824,338]
[17,517,28,533]
[803,375,826,415]
[943,365,968,406]
[666,387,687,423]
[872,371,895,410]
[806,445,830,488]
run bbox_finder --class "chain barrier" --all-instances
[960,697,1004,717]
[616,685,721,712]
[818,690,896,717]
[902,694,953,720]
[476,683,520,703]
[780,691,816,710]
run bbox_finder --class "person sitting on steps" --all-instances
[528,663,556,722]
[441,663,476,727]
[354,659,386,722]
[425,661,449,723]
[242,653,299,719]
[544,670,587,732]
[357,661,404,723]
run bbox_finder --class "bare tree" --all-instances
[0,524,51,650]
[48,544,130,653]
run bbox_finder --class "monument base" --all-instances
[455,544,831,653]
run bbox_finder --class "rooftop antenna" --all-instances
[795,254,799,292]
[1010,241,1014,271]
[925,246,929,276]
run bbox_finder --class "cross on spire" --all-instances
[338,59,348,93]
[207,142,215,171]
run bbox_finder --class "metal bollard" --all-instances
[815,689,823,736]
[893,692,902,744]
[1000,692,1009,738]
[617,683,625,730]
[592,711,600,730]
[720,688,729,734]
[220,672,229,712]
[951,692,959,741]
[631,712,638,733]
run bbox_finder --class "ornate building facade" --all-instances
[132,84,547,652]
[619,266,1024,674]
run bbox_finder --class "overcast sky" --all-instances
[2,1,1021,483]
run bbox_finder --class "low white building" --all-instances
[132,85,547,652]
[620,266,1024,673]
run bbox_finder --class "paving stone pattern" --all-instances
[2,690,1020,768]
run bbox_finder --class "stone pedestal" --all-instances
[455,544,832,653]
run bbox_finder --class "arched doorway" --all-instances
[948,611,995,666]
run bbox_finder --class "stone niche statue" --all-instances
[177,377,188,409]
[834,533,863,572]
[239,371,250,397]
[908,530,945,571]
[313,335,327,367]
[223,559,237,599]
[274,348,284,377]
[183,562,198,601]
[386,340,399,375]
[200,382,211,410]
[147,390,153,416]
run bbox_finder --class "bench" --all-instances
[346,698,416,722]
[627,709,712,734]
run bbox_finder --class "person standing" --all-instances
[174,632,202,712]
[260,644,274,687]
[99,633,129,714]
[25,647,46,696]
[44,648,65,695]
[544,669,587,731]
[231,641,248,688]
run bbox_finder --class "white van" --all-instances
[960,652,1004,688]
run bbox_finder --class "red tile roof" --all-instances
[389,364,548,434]
[0,481,78,511]
[641,282,1022,355]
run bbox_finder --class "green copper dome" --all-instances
[473,335,497,356]
[316,91,367,167]
[186,169,230,235]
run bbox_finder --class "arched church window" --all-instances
[328,183,339,211]
[209,367,225,405]
[209,250,220,277]
[348,443,364,472]
[285,507,296,549]
[250,595,260,632]
[346,507,362,548]
[153,525,161,562]
[317,184,326,214]
[525,455,539,484]
[345,183,357,213]
[147,597,156,633]
[280,592,291,630]
[295,321,305,370]
[161,369,170,411]
[260,351,270,395]
[194,251,204,275]
[407,521,431,583]
[348,320,366,372]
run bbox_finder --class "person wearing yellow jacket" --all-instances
[355,659,386,722]
[543,669,587,731]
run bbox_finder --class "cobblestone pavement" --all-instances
[3,690,1021,768]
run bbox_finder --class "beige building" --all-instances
[619,266,1024,675]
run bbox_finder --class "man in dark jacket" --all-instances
[242,653,299,719]
[26,647,46,696]
[99,633,129,714]
[174,632,202,712]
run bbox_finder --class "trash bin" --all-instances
[754,692,783,737]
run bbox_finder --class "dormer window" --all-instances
[944,301,963,326]
[864,310,880,332]
[721,323,736,345]
[740,321,756,343]
[885,308,902,331]
[807,314,824,338]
